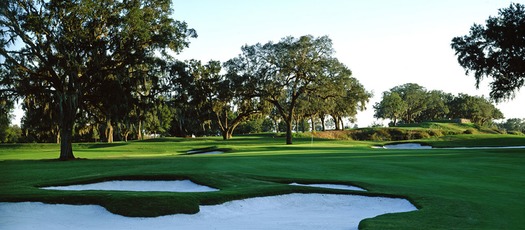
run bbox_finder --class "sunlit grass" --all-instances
[1,134,525,229]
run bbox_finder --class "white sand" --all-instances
[0,193,417,230]
[41,180,219,192]
[289,183,366,191]
[382,143,432,149]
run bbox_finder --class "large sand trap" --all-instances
[0,193,417,230]
[41,180,219,192]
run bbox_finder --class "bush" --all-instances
[370,129,391,141]
[463,128,476,134]
[428,129,444,137]
[507,131,524,136]
[388,128,406,141]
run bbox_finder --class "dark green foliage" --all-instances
[0,98,13,142]
[497,118,525,133]
[1,0,196,158]
[375,84,503,126]
[451,3,525,101]
[225,35,370,144]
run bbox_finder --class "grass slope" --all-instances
[1,135,525,229]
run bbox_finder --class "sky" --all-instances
[9,0,525,127]
[168,0,525,127]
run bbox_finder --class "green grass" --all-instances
[1,134,525,229]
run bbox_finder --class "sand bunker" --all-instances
[381,143,432,149]
[289,183,366,191]
[41,180,219,192]
[0,193,417,230]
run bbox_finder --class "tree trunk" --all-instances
[59,125,74,160]
[123,131,129,142]
[137,120,143,140]
[310,115,316,133]
[222,130,229,140]
[58,92,77,161]
[339,117,344,130]
[56,130,61,144]
[320,116,326,131]
[106,119,114,143]
[285,120,293,144]
[334,116,340,130]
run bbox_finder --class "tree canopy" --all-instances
[0,0,196,159]
[451,3,525,102]
[225,35,370,144]
[374,83,503,126]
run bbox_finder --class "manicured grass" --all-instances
[1,134,525,229]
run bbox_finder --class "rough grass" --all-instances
[1,134,525,229]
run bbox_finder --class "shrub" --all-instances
[388,128,406,141]
[411,131,431,140]
[370,129,391,141]
[428,129,444,137]
[507,131,524,136]
[463,128,476,134]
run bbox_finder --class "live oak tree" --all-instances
[227,35,366,144]
[170,59,266,140]
[451,3,525,102]
[417,90,452,122]
[373,91,406,126]
[0,0,195,160]
[375,83,428,125]
[328,77,371,130]
[448,94,504,126]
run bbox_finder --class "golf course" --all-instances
[1,128,524,229]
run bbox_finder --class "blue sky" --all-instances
[170,0,525,127]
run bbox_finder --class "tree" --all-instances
[373,91,406,126]
[448,94,504,126]
[144,100,174,137]
[329,78,371,130]
[498,118,525,133]
[1,0,195,160]
[392,83,428,123]
[451,3,525,102]
[0,97,13,142]
[418,90,452,122]
[227,35,359,144]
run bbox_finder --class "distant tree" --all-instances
[3,125,22,143]
[329,78,371,130]
[392,83,428,123]
[499,118,525,133]
[448,94,504,125]
[451,3,525,102]
[1,0,195,159]
[261,117,275,132]
[374,91,406,126]
[144,100,174,137]
[418,90,453,122]
[227,35,363,144]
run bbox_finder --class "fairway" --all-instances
[1,135,525,229]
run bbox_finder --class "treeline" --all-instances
[3,33,371,145]
[374,83,504,126]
